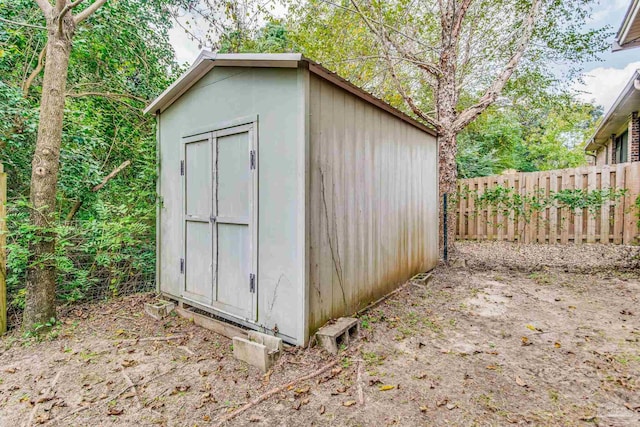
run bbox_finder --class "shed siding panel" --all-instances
[307,74,439,333]
[159,67,303,343]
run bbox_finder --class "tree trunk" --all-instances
[23,15,75,330]
[439,129,458,259]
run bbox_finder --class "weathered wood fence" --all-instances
[456,163,640,244]
[0,164,6,333]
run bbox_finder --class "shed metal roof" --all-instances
[585,69,640,152]
[144,50,437,136]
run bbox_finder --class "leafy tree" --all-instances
[457,95,602,178]
[286,0,609,253]
[0,0,176,329]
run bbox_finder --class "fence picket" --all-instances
[600,166,610,244]
[624,163,640,244]
[587,168,597,243]
[549,171,558,244]
[614,164,625,244]
[0,164,5,335]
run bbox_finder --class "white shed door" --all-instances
[182,135,214,305]
[182,123,257,321]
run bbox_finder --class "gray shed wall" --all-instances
[307,73,439,334]
[158,66,305,343]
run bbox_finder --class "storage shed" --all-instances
[145,51,439,346]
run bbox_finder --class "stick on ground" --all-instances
[213,359,341,427]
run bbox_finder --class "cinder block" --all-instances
[233,331,282,372]
[315,317,359,355]
[144,301,176,321]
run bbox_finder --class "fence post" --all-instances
[0,164,6,334]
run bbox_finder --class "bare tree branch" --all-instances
[65,91,147,102]
[34,0,52,14]
[0,16,46,30]
[319,0,438,52]
[58,0,85,35]
[66,160,131,221]
[451,0,473,41]
[453,0,541,132]
[23,47,47,96]
[59,0,85,20]
[73,0,108,24]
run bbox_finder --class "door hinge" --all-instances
[180,160,184,176]
[250,150,256,170]
[249,273,256,293]
[180,258,184,274]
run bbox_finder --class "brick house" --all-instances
[585,70,640,166]
[585,1,640,165]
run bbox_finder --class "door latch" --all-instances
[210,215,217,223]
[249,273,256,293]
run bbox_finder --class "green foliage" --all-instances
[457,96,602,178]
[219,21,296,53]
[0,0,177,325]
[455,185,628,225]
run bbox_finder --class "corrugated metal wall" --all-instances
[307,74,439,333]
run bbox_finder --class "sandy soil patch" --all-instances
[1,242,639,426]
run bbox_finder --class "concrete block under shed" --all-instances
[316,317,359,354]
[144,301,176,320]
[233,331,282,372]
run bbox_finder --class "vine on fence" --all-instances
[454,184,628,224]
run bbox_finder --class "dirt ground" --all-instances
[1,242,639,427]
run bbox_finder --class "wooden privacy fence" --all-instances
[0,164,6,333]
[456,163,640,245]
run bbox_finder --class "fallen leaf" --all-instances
[319,405,326,415]
[171,385,191,395]
[486,365,498,370]
[203,415,211,421]
[295,386,310,394]
[262,369,272,386]
[446,403,457,410]
[4,368,17,374]
[526,324,536,331]
[342,400,357,407]
[36,413,50,424]
[108,407,124,416]
[414,373,428,380]
[368,378,383,386]
[115,329,126,336]
[554,342,561,348]
[292,400,302,410]
[419,405,429,412]
[568,305,577,310]
[121,359,137,368]
[378,385,395,391]
[436,398,448,407]
[521,336,532,346]
[249,415,262,422]
[515,376,526,387]
[301,397,310,405]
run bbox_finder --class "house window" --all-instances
[614,131,628,164]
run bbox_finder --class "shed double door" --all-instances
[182,123,257,321]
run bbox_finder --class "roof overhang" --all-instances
[613,0,640,51]
[144,50,437,136]
[585,70,640,151]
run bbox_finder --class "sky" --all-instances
[168,1,639,114]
